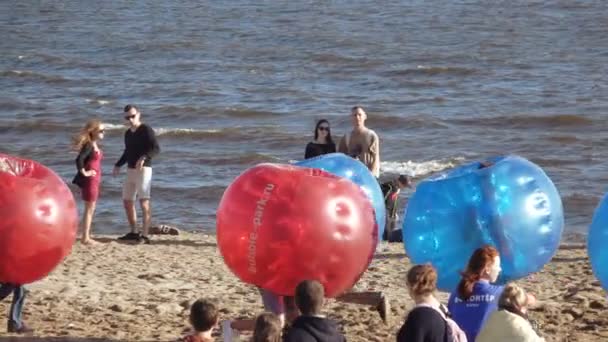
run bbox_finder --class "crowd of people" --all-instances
[1,105,547,341]
[179,246,544,341]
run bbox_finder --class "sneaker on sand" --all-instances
[7,321,34,334]
[139,235,151,245]
[117,232,140,241]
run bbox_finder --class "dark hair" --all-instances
[457,245,499,300]
[351,106,364,112]
[252,312,282,342]
[407,264,437,297]
[295,280,324,316]
[313,119,334,145]
[124,104,139,113]
[189,299,218,332]
[397,175,411,187]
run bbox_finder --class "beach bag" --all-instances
[416,303,468,342]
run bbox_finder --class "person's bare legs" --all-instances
[81,201,98,245]
[123,199,138,233]
[140,199,151,237]
[335,291,390,324]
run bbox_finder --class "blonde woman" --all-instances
[477,283,544,342]
[72,119,105,245]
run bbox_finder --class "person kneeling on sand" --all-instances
[284,280,346,342]
[380,174,412,242]
[179,299,218,342]
[476,283,544,342]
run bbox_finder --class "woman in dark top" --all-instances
[72,119,105,245]
[304,119,336,159]
[398,264,466,342]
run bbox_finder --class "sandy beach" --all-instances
[1,232,606,342]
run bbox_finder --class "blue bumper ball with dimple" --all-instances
[589,194,608,292]
[403,155,564,291]
[295,153,385,241]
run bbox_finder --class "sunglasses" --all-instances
[124,114,137,120]
[98,129,105,133]
[318,126,330,131]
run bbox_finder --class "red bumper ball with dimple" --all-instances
[216,163,377,297]
[0,153,78,284]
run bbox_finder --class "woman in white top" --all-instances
[477,283,544,342]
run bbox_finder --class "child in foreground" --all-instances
[179,299,219,342]
[252,312,283,342]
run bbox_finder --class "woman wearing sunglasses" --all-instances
[304,119,336,159]
[72,119,105,245]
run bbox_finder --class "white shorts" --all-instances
[122,167,152,201]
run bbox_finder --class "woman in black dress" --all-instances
[304,119,336,159]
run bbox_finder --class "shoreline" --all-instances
[1,233,605,341]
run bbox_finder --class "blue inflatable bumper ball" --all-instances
[403,155,563,291]
[589,194,608,292]
[295,153,385,241]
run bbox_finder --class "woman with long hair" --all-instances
[72,119,105,245]
[252,312,282,342]
[447,245,535,341]
[304,119,336,159]
[398,264,466,342]
[477,283,544,341]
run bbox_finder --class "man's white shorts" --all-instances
[122,167,152,201]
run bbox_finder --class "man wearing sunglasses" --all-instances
[113,104,160,244]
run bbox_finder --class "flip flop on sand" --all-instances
[149,225,180,235]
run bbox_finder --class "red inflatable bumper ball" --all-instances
[0,153,78,284]
[217,163,377,297]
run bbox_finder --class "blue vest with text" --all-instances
[447,281,504,342]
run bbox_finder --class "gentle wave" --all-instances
[0,99,47,111]
[17,52,121,69]
[0,119,69,132]
[310,53,382,67]
[105,124,237,139]
[151,105,281,119]
[201,153,280,166]
[154,127,223,138]
[85,99,112,106]
[448,114,593,129]
[0,120,301,144]
[384,65,478,77]
[1,70,71,84]
[97,183,227,203]
[218,107,282,119]
[545,135,583,144]
[562,192,601,212]
[372,114,448,130]
[381,157,466,178]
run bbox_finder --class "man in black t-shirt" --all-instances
[113,104,160,244]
